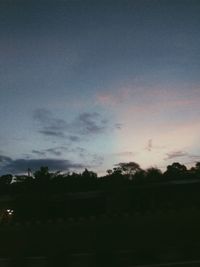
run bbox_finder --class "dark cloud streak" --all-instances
[76,112,107,135]
[39,130,65,138]
[33,109,118,141]
[32,150,46,156]
[0,155,12,163]
[0,158,84,175]
[34,108,67,139]
[165,151,188,160]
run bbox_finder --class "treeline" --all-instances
[1,162,200,221]
[0,161,200,195]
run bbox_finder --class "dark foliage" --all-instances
[0,162,200,221]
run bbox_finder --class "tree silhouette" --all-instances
[164,162,187,180]
[0,174,13,185]
[0,174,13,194]
[115,162,141,179]
[145,167,162,182]
[190,162,200,179]
[34,166,51,183]
[82,168,97,179]
[106,169,113,175]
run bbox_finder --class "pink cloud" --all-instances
[168,98,200,108]
[165,150,188,160]
[125,90,200,117]
[96,93,116,105]
[96,88,131,106]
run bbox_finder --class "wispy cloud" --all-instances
[98,86,200,126]
[71,147,104,168]
[75,112,107,135]
[145,139,152,152]
[38,130,65,138]
[33,109,67,129]
[45,148,62,156]
[32,146,69,157]
[189,155,200,160]
[68,135,81,142]
[115,123,123,130]
[165,150,188,160]
[33,108,118,141]
[0,155,12,163]
[33,108,67,139]
[96,88,131,106]
[32,150,46,157]
[90,154,104,167]
[144,139,165,152]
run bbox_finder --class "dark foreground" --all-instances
[0,207,200,267]
[1,258,200,267]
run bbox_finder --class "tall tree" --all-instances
[164,162,187,180]
[115,162,141,179]
[34,166,51,183]
[145,167,162,182]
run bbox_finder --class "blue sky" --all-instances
[0,0,200,175]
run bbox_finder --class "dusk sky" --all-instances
[0,0,200,176]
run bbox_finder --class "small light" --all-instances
[6,209,14,215]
